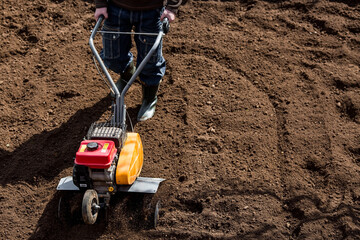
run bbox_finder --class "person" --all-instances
[94,0,186,121]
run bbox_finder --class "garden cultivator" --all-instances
[56,15,169,226]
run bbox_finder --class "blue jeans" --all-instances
[100,5,166,86]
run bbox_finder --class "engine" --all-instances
[73,140,118,201]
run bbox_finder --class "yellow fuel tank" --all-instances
[115,133,144,185]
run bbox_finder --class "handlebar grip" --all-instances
[97,14,105,23]
[162,18,170,34]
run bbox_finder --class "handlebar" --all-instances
[89,14,169,128]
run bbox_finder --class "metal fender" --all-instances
[116,133,144,185]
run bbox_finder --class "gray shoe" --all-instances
[137,84,159,122]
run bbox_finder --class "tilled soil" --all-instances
[0,0,360,239]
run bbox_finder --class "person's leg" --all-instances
[134,8,166,121]
[135,8,165,86]
[100,5,134,94]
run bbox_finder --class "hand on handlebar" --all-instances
[160,9,175,23]
[95,7,108,21]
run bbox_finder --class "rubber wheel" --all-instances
[82,189,100,224]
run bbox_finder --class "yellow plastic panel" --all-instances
[116,133,144,185]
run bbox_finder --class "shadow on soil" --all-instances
[0,96,115,185]
[0,95,142,186]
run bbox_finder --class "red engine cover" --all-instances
[75,140,117,169]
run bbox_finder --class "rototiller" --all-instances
[56,15,169,226]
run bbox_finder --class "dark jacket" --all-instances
[95,0,187,14]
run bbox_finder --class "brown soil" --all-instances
[1,0,360,239]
